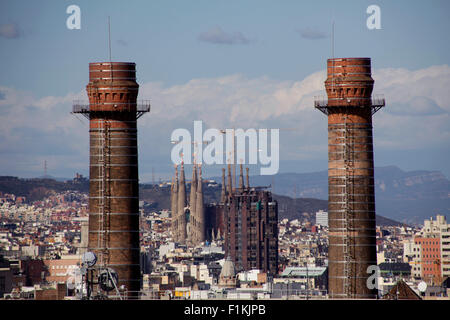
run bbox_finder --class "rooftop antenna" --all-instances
[108,16,113,81]
[44,160,47,177]
[331,19,335,96]
[108,16,112,63]
[331,20,335,59]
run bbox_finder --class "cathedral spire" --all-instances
[239,163,244,192]
[221,167,226,203]
[171,165,178,242]
[246,167,250,190]
[189,164,197,227]
[177,161,187,243]
[227,163,233,197]
[196,164,205,243]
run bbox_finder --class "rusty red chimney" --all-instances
[315,57,385,299]
[73,62,150,299]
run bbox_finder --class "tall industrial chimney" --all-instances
[73,62,150,298]
[315,58,385,299]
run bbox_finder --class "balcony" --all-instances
[314,94,385,115]
[72,100,151,119]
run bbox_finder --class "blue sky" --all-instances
[0,0,449,180]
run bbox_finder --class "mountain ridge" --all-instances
[210,165,450,225]
[0,175,405,227]
[1,165,448,225]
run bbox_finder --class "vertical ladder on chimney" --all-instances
[97,118,111,268]
[97,118,104,267]
[103,120,111,266]
[342,114,355,298]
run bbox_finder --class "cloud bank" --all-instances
[0,65,449,179]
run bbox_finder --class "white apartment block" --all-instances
[422,215,450,278]
[403,240,421,279]
[315,210,328,227]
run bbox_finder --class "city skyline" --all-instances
[2,0,450,305]
[1,184,449,300]
[1,0,449,182]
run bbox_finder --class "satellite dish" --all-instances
[418,281,427,293]
[98,268,119,292]
[82,251,97,268]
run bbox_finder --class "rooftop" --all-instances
[281,266,327,277]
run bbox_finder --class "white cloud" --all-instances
[0,86,88,176]
[0,64,449,177]
[138,71,326,129]
[370,64,450,149]
[388,96,445,116]
[373,65,450,112]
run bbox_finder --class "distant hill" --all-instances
[0,173,426,227]
[139,183,225,212]
[270,193,404,226]
[228,166,450,225]
[138,182,403,227]
[36,175,71,182]
[375,215,407,227]
[0,176,89,202]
